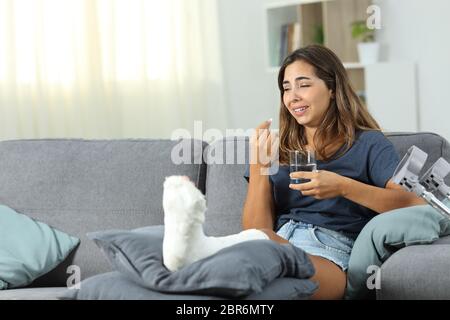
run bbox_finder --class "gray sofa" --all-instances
[0,132,449,300]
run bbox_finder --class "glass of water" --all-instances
[289,150,317,184]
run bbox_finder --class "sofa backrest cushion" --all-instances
[204,136,250,236]
[0,139,206,286]
[204,132,450,236]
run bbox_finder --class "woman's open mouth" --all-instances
[292,106,309,116]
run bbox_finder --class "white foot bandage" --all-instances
[162,176,269,272]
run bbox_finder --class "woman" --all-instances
[161,44,425,300]
[242,44,425,299]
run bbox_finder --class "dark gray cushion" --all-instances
[63,272,221,300]
[0,139,207,285]
[62,271,317,300]
[86,226,317,299]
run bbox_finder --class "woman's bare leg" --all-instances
[260,228,347,300]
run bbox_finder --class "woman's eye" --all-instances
[283,88,290,91]
[299,85,310,88]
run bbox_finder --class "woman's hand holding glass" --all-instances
[289,169,349,199]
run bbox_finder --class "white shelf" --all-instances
[343,62,365,69]
[267,62,363,73]
[265,0,331,10]
[264,3,299,69]
[264,0,371,70]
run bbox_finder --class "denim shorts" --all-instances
[276,219,355,271]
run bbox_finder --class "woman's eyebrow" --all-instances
[283,76,312,85]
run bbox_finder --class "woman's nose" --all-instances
[286,90,301,104]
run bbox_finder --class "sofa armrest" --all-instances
[377,244,450,300]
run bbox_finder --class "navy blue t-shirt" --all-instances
[244,130,400,240]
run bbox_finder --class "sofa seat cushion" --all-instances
[378,244,450,299]
[0,287,68,300]
[434,235,450,244]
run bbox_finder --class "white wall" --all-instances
[375,0,450,140]
[217,0,281,131]
[217,0,450,140]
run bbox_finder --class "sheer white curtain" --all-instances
[0,0,228,140]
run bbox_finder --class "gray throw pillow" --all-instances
[87,226,317,299]
[62,271,317,300]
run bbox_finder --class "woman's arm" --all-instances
[242,119,277,230]
[289,171,426,214]
[242,164,276,230]
[340,178,426,214]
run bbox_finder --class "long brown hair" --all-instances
[278,44,380,163]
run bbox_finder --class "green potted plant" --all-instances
[313,24,324,45]
[351,20,379,64]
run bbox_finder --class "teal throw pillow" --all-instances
[0,205,80,290]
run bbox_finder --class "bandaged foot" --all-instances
[162,175,269,272]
